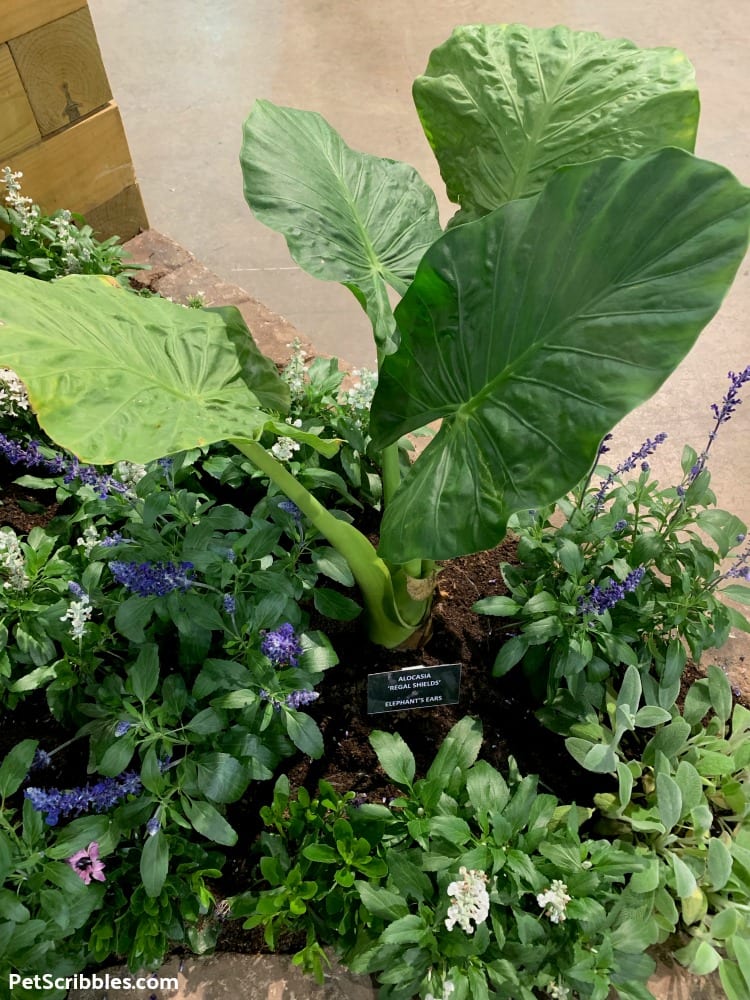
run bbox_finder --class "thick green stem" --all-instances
[381,442,401,507]
[230,439,430,648]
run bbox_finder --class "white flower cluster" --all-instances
[537,880,571,924]
[445,866,490,934]
[60,592,93,640]
[282,339,308,401]
[0,528,29,591]
[546,980,570,999]
[0,368,30,418]
[342,367,377,424]
[114,460,148,493]
[48,209,88,273]
[2,167,40,235]
[425,981,454,1000]
[271,418,303,461]
[76,525,100,556]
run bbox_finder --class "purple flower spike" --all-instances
[579,567,646,615]
[25,771,142,825]
[109,560,194,597]
[285,690,319,710]
[689,366,750,482]
[594,434,667,509]
[261,623,303,667]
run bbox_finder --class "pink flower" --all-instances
[67,841,106,884]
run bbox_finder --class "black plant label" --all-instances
[367,663,461,715]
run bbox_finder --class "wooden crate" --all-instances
[0,2,147,241]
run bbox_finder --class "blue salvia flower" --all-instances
[579,567,646,615]
[285,690,319,710]
[259,689,282,713]
[114,721,132,737]
[598,433,613,456]
[593,434,668,509]
[109,560,194,597]
[223,594,236,614]
[68,581,87,599]
[261,622,303,667]
[100,531,124,548]
[613,519,628,532]
[157,754,173,774]
[0,433,129,498]
[30,749,52,771]
[146,816,161,836]
[278,499,303,524]
[721,542,750,583]
[25,771,142,826]
[689,366,750,482]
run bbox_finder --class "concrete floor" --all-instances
[89,0,749,527]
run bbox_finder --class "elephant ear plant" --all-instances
[0,24,748,649]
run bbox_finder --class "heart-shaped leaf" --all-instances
[0,273,288,464]
[241,101,442,354]
[414,23,699,222]
[371,149,750,562]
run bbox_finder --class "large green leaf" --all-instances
[413,23,699,222]
[370,149,750,562]
[0,273,288,463]
[240,101,442,354]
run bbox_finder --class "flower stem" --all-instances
[229,439,431,647]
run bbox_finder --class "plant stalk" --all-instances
[230,439,431,648]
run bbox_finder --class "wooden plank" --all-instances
[0,1,86,45]
[9,104,136,219]
[9,8,111,136]
[85,184,149,243]
[0,44,40,159]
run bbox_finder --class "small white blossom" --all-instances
[2,166,40,234]
[271,436,301,461]
[0,528,29,590]
[114,460,148,492]
[425,982,454,1000]
[76,524,100,556]
[445,867,490,934]
[546,981,570,999]
[342,367,377,425]
[282,339,308,400]
[60,594,92,640]
[537,880,571,924]
[0,368,30,417]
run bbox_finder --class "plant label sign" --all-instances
[367,663,461,715]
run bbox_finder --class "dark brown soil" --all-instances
[0,480,59,532]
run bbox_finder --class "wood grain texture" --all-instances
[85,183,149,242]
[0,44,40,159]
[9,104,137,220]
[9,7,111,136]
[0,1,87,45]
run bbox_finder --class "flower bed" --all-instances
[1,20,750,1000]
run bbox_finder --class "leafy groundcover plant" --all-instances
[233,718,660,1000]
[475,367,750,722]
[0,23,748,649]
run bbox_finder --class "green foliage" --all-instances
[232,718,660,999]
[0,168,138,282]
[241,103,442,357]
[591,670,750,989]
[475,427,749,718]
[413,24,699,222]
[1,23,748,646]
[369,148,749,561]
